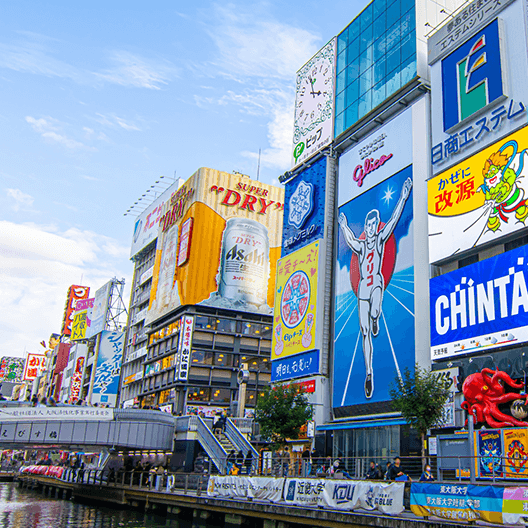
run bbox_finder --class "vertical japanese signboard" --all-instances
[23,354,47,381]
[92,331,124,407]
[176,316,193,381]
[71,298,94,341]
[61,285,90,337]
[69,355,86,403]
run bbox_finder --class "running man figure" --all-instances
[338,177,412,398]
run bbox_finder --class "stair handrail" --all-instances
[225,418,259,474]
[196,415,227,474]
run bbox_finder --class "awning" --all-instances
[317,418,407,431]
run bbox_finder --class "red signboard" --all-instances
[61,285,90,336]
[23,354,47,381]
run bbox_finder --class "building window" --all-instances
[245,390,257,407]
[211,388,231,403]
[214,353,233,367]
[191,350,214,366]
[334,0,416,137]
[195,316,217,330]
[458,254,479,269]
[217,319,236,333]
[187,387,211,402]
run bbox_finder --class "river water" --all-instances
[0,482,207,528]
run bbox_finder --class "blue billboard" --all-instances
[430,244,528,360]
[333,165,414,409]
[271,349,320,382]
[282,157,326,257]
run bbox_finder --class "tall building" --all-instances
[121,168,284,415]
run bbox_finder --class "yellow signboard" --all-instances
[272,241,319,360]
[71,311,87,341]
[428,126,528,263]
[503,428,528,479]
[146,168,284,325]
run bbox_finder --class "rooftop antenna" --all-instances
[257,148,261,181]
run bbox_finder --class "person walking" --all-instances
[227,450,236,475]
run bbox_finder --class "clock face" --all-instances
[295,58,333,130]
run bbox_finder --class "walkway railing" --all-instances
[224,418,259,475]
[195,416,227,474]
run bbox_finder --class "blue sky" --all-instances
[0,0,365,357]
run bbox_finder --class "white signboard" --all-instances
[86,281,111,338]
[177,316,193,381]
[207,476,283,502]
[338,109,413,207]
[292,38,336,169]
[0,406,114,421]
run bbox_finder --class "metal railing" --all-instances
[224,419,259,475]
[195,416,227,474]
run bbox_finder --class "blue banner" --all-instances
[93,330,124,406]
[430,244,528,360]
[271,349,320,382]
[282,157,326,257]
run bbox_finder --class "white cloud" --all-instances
[6,188,34,212]
[26,116,95,150]
[95,113,141,131]
[0,221,131,357]
[94,50,177,90]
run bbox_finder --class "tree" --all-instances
[389,364,450,465]
[254,384,313,448]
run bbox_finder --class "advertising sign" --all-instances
[68,355,86,403]
[291,38,336,168]
[430,244,528,360]
[92,331,124,407]
[282,157,326,256]
[207,476,284,502]
[71,298,94,341]
[503,429,528,479]
[338,110,412,207]
[23,354,47,381]
[0,357,24,383]
[146,169,284,325]
[87,281,111,338]
[334,164,414,409]
[430,2,528,173]
[0,406,113,421]
[61,285,90,337]
[272,241,319,361]
[429,126,528,263]
[271,349,320,383]
[478,430,503,478]
[176,315,193,381]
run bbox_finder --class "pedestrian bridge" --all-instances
[0,404,175,451]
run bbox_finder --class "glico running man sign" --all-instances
[430,244,528,360]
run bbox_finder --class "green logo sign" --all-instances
[293,142,305,163]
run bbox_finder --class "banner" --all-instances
[411,483,504,524]
[92,331,124,407]
[207,476,283,502]
[0,357,24,383]
[0,406,113,421]
[272,241,319,361]
[71,298,94,341]
[504,429,528,480]
[68,355,86,403]
[283,478,404,514]
[61,285,90,337]
[478,430,503,479]
[502,487,528,524]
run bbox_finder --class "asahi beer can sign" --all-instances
[219,218,269,305]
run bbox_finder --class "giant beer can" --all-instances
[218,218,269,305]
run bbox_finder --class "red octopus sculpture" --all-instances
[461,368,528,428]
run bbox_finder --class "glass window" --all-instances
[373,57,386,85]
[359,68,373,96]
[359,24,373,54]
[217,319,236,333]
[400,30,415,62]
[401,55,417,86]
[336,92,345,116]
[240,322,261,336]
[345,103,359,129]
[346,79,359,106]
[401,0,414,15]
[245,390,257,407]
[386,0,401,27]
[258,357,271,372]
[214,353,233,367]
[187,387,211,402]
[335,112,345,137]
[372,10,386,37]
[261,325,272,339]
[337,31,348,55]
[337,50,347,74]
[336,70,347,95]
[347,38,359,62]
[373,35,386,62]
[247,357,260,370]
[347,56,360,87]
[191,350,214,365]
[359,46,373,72]
[211,388,231,403]
[373,0,387,19]
[348,18,360,42]
[195,316,209,329]
[401,10,414,37]
[360,3,373,29]
[358,91,372,120]
[372,80,387,108]
[385,69,401,97]
[385,44,401,75]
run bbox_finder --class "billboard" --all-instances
[428,126,528,263]
[61,285,90,336]
[146,169,284,325]
[334,165,414,407]
[430,244,528,360]
[92,331,125,407]
[69,355,86,403]
[503,428,528,479]
[130,179,183,258]
[282,157,326,257]
[337,110,412,207]
[429,1,528,174]
[176,315,193,381]
[272,241,319,362]
[23,353,47,381]
[292,38,336,169]
[87,281,111,338]
[0,357,24,383]
[71,298,94,341]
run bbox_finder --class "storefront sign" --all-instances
[23,354,47,381]
[271,349,320,382]
[176,316,193,381]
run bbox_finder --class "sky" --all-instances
[0,0,365,358]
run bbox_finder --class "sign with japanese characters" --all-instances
[272,241,319,361]
[71,298,94,341]
[61,285,90,337]
[207,476,283,502]
[92,331,124,407]
[430,244,528,360]
[503,429,528,479]
[0,406,114,421]
[338,109,412,207]
[429,126,528,263]
[0,357,24,383]
[68,354,86,403]
[23,354,46,381]
[282,157,326,256]
[502,486,528,523]
[271,349,320,382]
[430,2,528,174]
[176,315,193,381]
[86,281,111,338]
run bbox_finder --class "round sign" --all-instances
[281,270,311,329]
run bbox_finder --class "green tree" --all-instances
[254,384,313,448]
[389,364,451,465]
